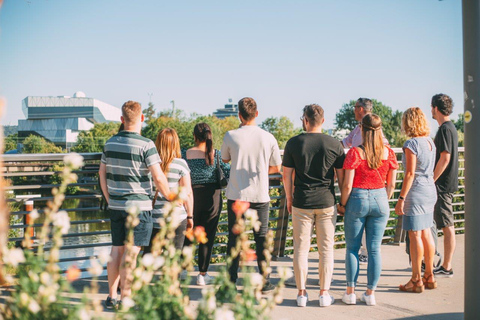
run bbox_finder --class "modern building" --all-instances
[18,91,121,148]
[212,98,238,119]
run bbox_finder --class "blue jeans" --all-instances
[345,188,389,290]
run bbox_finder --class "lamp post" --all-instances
[462,1,480,319]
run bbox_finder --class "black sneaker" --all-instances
[433,266,454,278]
[104,296,117,309]
[261,281,276,293]
[359,254,368,265]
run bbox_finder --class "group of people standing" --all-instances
[99,94,458,309]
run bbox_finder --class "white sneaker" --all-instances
[342,292,357,305]
[197,273,213,285]
[319,293,335,307]
[361,292,376,306]
[297,293,308,307]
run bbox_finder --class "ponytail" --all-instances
[193,122,214,166]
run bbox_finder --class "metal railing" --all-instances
[4,148,465,269]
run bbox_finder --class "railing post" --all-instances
[272,187,289,259]
[24,200,34,242]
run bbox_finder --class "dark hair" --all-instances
[361,113,384,169]
[302,104,324,127]
[238,97,257,121]
[193,122,214,165]
[357,98,373,113]
[431,93,453,116]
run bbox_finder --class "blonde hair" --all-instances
[122,100,142,124]
[402,107,430,138]
[155,128,181,173]
[361,114,384,170]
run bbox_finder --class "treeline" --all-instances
[3,99,465,154]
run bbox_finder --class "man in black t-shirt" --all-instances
[282,104,345,307]
[431,93,459,278]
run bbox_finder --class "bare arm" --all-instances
[395,149,416,215]
[99,163,109,204]
[179,173,194,230]
[335,168,345,189]
[433,151,451,182]
[282,166,295,214]
[269,165,282,174]
[148,163,171,198]
[340,169,355,209]
[385,168,397,199]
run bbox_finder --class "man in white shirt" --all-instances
[221,97,282,293]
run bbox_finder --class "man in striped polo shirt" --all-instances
[99,100,170,308]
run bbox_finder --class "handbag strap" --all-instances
[152,190,159,207]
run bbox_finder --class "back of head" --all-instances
[431,93,453,116]
[402,107,430,138]
[155,128,181,173]
[193,122,214,165]
[357,98,373,113]
[122,100,142,124]
[361,113,384,169]
[302,104,324,127]
[238,97,257,122]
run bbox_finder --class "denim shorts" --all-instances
[110,210,153,247]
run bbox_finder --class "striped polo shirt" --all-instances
[152,158,190,228]
[101,131,161,211]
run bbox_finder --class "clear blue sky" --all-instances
[0,0,463,130]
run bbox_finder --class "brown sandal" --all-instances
[422,274,437,290]
[399,279,424,293]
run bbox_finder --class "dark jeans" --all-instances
[183,184,222,273]
[143,218,187,254]
[227,200,270,283]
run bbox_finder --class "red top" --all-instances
[343,147,399,189]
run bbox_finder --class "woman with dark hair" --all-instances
[338,114,398,306]
[144,128,193,253]
[395,107,437,293]
[183,122,230,286]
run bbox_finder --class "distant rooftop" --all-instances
[213,98,238,119]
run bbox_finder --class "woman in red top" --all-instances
[337,114,398,306]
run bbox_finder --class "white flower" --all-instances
[274,294,283,304]
[141,271,153,284]
[78,309,91,320]
[88,258,103,277]
[244,209,258,220]
[162,202,173,213]
[169,207,183,228]
[29,209,40,221]
[52,210,70,234]
[250,273,264,288]
[28,271,39,283]
[215,307,235,320]
[40,272,51,286]
[64,153,84,169]
[126,204,140,216]
[278,266,293,280]
[4,248,26,267]
[206,295,216,312]
[141,253,154,268]
[122,297,135,310]
[20,292,29,306]
[28,299,40,313]
[182,246,193,260]
[178,187,189,201]
[153,256,165,270]
[97,250,111,265]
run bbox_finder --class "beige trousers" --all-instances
[292,206,337,290]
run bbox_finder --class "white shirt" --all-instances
[342,124,390,148]
[221,125,282,203]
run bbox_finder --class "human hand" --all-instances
[186,218,194,230]
[337,204,345,216]
[287,199,293,214]
[395,200,405,216]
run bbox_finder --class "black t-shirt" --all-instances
[282,133,345,209]
[434,121,459,193]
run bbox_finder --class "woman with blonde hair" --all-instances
[338,114,398,306]
[144,128,193,252]
[395,107,437,293]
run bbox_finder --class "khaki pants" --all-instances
[292,206,336,290]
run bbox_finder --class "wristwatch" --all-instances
[186,216,193,220]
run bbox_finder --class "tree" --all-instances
[334,99,405,147]
[72,122,121,153]
[260,116,301,149]
[22,135,64,154]
[4,134,18,152]
[454,114,464,133]
[143,102,156,124]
